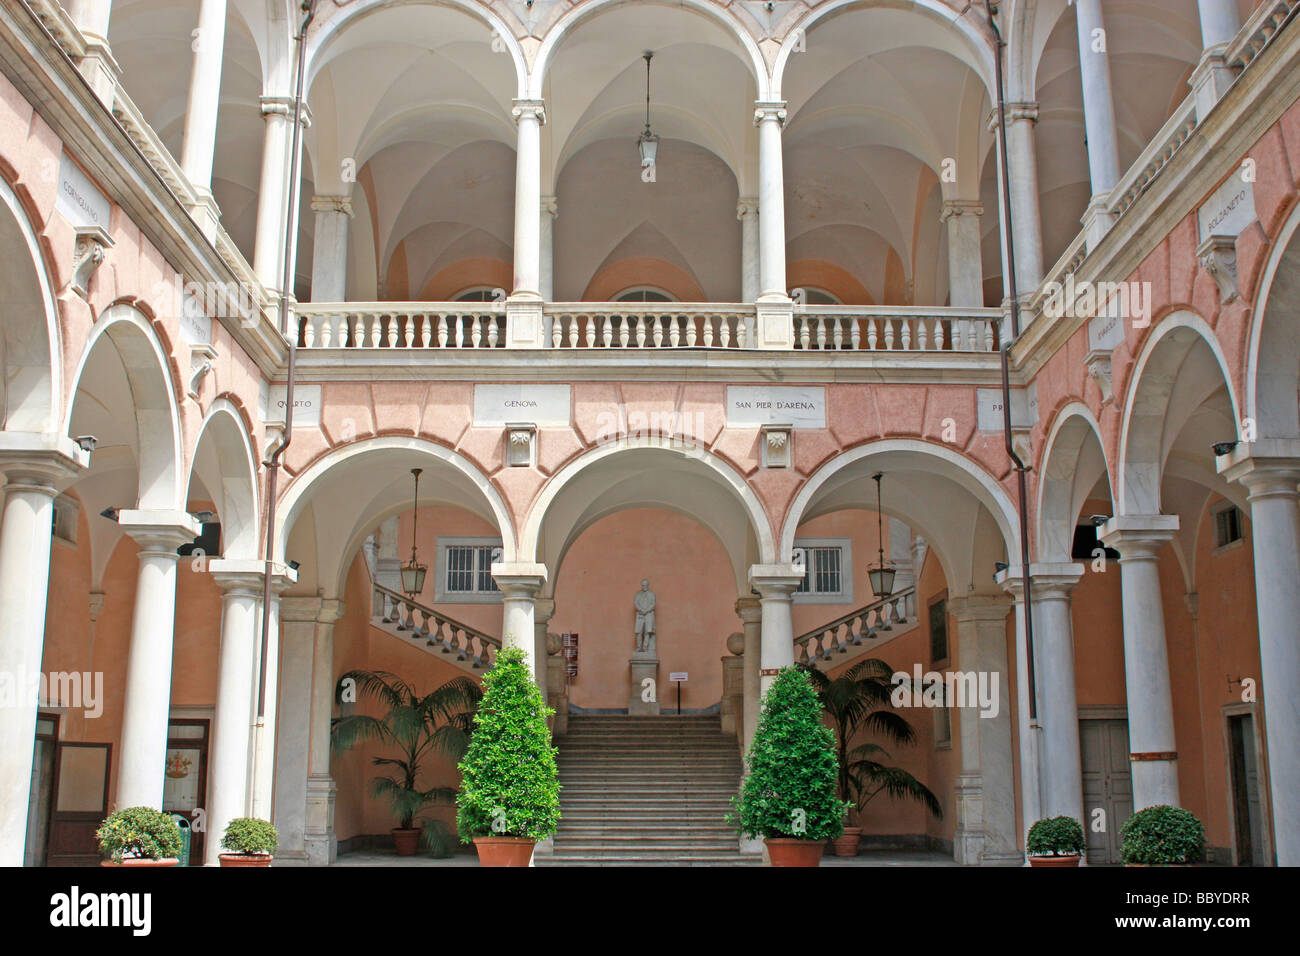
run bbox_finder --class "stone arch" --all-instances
[185,398,261,560]
[531,0,771,101]
[1246,199,1300,440]
[1116,311,1240,516]
[64,303,186,511]
[520,435,777,596]
[275,436,516,598]
[0,174,61,433]
[1036,402,1112,562]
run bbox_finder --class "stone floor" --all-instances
[332,848,959,867]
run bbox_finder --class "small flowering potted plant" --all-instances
[1026,815,1085,867]
[733,667,846,866]
[456,647,561,866]
[219,817,278,867]
[1120,805,1205,866]
[97,806,183,867]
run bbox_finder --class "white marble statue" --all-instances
[633,579,657,655]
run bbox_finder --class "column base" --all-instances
[76,39,120,108]
[304,774,337,866]
[953,774,985,865]
[629,657,660,715]
[505,294,545,348]
[755,297,794,349]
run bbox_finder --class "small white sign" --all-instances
[1198,176,1255,241]
[1088,310,1124,353]
[726,386,826,428]
[55,154,112,230]
[977,388,1034,432]
[473,385,571,427]
[179,291,212,347]
[264,384,321,426]
[669,672,688,682]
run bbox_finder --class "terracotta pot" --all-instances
[1029,854,1081,867]
[392,827,422,856]
[473,836,536,867]
[831,827,862,858]
[219,853,273,867]
[765,838,827,867]
[100,858,179,867]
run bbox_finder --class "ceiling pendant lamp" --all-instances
[636,50,660,173]
[867,472,897,599]
[400,467,428,597]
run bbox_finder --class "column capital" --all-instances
[491,562,548,596]
[995,562,1085,599]
[209,558,300,598]
[948,593,1011,624]
[533,598,556,624]
[941,199,985,221]
[280,594,342,623]
[1098,514,1179,557]
[511,98,547,125]
[0,433,90,487]
[1217,439,1300,496]
[540,195,558,218]
[736,197,759,219]
[753,101,787,126]
[748,564,803,596]
[310,195,353,218]
[118,510,202,553]
[260,95,312,127]
[987,102,1038,130]
[734,595,763,623]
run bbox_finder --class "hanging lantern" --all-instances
[400,467,428,597]
[636,51,660,172]
[867,472,896,598]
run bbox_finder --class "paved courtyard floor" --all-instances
[331,849,960,867]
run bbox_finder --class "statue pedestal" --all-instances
[629,655,660,715]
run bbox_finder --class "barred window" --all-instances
[793,539,852,603]
[437,539,502,602]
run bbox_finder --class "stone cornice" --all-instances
[0,3,288,377]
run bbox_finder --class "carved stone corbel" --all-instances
[1085,349,1114,405]
[1196,234,1239,304]
[506,422,537,468]
[188,343,218,400]
[761,423,792,469]
[73,225,114,297]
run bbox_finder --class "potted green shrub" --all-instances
[1026,815,1085,867]
[733,666,846,866]
[219,817,278,867]
[97,806,183,867]
[803,660,942,856]
[332,670,481,856]
[456,647,560,866]
[1120,805,1205,866]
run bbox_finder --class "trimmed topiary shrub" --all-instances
[1120,805,1206,865]
[1027,816,1085,857]
[733,666,847,841]
[97,807,183,863]
[220,817,278,857]
[456,646,561,842]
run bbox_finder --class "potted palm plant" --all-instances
[1120,805,1205,866]
[332,669,481,857]
[803,660,942,856]
[219,817,278,867]
[1026,815,1085,867]
[456,647,561,866]
[97,807,183,867]
[733,666,846,866]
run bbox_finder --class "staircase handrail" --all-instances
[372,582,501,670]
[793,586,918,666]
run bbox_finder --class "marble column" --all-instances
[67,0,119,104]
[942,199,985,350]
[540,196,558,302]
[115,511,202,809]
[511,100,546,297]
[252,95,310,292]
[734,597,762,754]
[1100,515,1181,810]
[533,598,554,706]
[204,561,263,865]
[949,595,1017,865]
[1074,0,1121,246]
[492,563,548,679]
[992,102,1044,294]
[737,198,760,304]
[272,592,328,864]
[754,104,788,301]
[1220,443,1300,865]
[1000,564,1086,829]
[304,600,343,866]
[179,0,228,229]
[0,442,85,865]
[749,565,802,698]
[309,196,352,302]
[888,519,916,593]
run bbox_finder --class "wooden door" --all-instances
[46,742,111,866]
[1080,717,1132,864]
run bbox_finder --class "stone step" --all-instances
[547,845,749,858]
[540,857,762,867]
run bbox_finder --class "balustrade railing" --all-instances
[794,586,917,666]
[546,304,753,349]
[298,304,506,349]
[793,307,999,352]
[372,583,500,669]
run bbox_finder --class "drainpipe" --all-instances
[252,0,316,812]
[986,2,1038,722]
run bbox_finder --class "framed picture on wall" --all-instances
[929,594,949,668]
